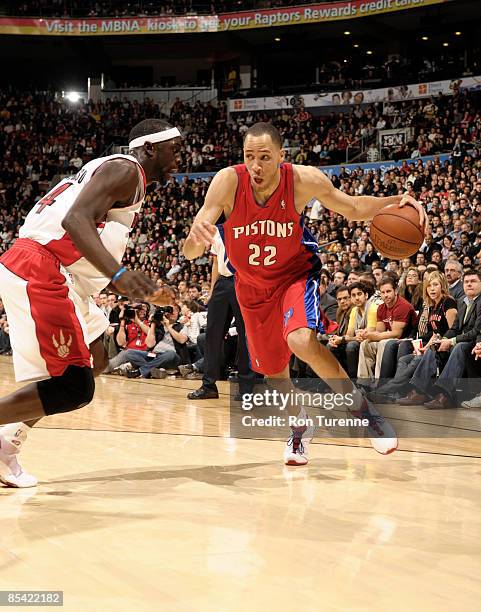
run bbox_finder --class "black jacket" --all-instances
[320,292,338,322]
[445,294,481,345]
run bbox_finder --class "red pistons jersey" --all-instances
[221,163,319,289]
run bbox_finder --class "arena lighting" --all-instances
[344,31,351,35]
[443,42,449,47]
[65,91,81,103]
[366,50,373,55]
[274,37,280,41]
[353,43,359,48]
[455,31,462,35]
[422,36,429,41]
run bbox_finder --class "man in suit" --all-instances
[445,260,465,302]
[188,228,255,400]
[399,270,481,409]
[319,274,338,322]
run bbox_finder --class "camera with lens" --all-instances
[123,303,142,321]
[152,305,174,323]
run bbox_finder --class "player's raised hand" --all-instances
[188,220,217,248]
[112,270,157,301]
[398,193,426,229]
[148,285,176,307]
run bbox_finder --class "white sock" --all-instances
[0,423,31,455]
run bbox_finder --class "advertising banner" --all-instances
[0,0,447,36]
[378,128,410,148]
[229,76,481,112]
[172,153,452,182]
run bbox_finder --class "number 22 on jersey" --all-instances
[248,244,277,266]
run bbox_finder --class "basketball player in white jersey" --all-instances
[0,119,179,487]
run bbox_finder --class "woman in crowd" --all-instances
[399,267,424,312]
[373,271,458,400]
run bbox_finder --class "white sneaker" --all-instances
[284,431,310,466]
[0,443,37,488]
[461,395,481,409]
[352,399,398,455]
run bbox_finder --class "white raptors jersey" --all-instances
[19,154,146,296]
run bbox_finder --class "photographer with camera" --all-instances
[125,302,189,379]
[103,302,150,375]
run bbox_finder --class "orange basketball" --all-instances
[370,202,424,259]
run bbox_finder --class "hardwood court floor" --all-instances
[1,357,481,611]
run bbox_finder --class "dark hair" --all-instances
[320,268,333,281]
[383,270,399,286]
[380,275,397,290]
[183,300,203,313]
[189,283,201,291]
[349,281,373,298]
[359,271,376,285]
[335,285,349,297]
[463,269,481,281]
[243,122,282,148]
[128,119,173,147]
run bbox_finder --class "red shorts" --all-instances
[235,271,325,375]
[0,240,108,382]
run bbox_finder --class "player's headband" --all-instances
[128,127,181,149]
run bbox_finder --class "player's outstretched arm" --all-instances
[62,159,157,300]
[294,165,426,227]
[183,167,237,261]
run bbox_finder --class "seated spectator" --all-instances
[333,285,352,338]
[320,286,352,367]
[177,301,208,379]
[328,282,377,378]
[399,269,481,408]
[357,276,416,380]
[399,267,424,311]
[319,274,338,322]
[188,283,207,310]
[373,271,458,399]
[104,303,151,374]
[330,270,347,295]
[127,304,189,379]
[347,271,361,286]
[461,339,481,408]
[444,260,465,302]
[361,242,380,268]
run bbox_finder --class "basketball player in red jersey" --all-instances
[184,122,426,465]
[0,119,178,486]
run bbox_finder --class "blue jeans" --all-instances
[410,342,471,401]
[128,350,181,378]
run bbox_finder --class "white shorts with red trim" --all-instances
[0,239,109,383]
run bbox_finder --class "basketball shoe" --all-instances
[351,397,398,455]
[283,408,314,466]
[0,423,38,488]
[284,429,310,465]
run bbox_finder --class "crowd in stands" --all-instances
[9,0,328,18]
[2,84,481,405]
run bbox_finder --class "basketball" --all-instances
[370,202,425,259]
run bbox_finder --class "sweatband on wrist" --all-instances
[112,267,127,283]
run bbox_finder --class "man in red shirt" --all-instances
[357,276,416,379]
